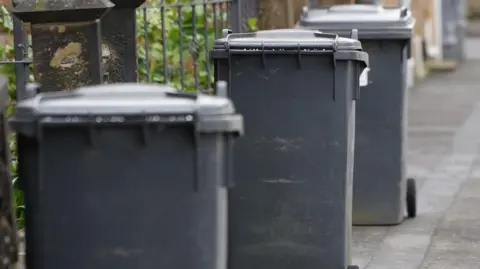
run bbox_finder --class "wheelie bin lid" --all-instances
[9,83,244,137]
[297,4,414,40]
[210,28,368,67]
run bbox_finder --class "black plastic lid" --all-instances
[298,5,414,39]
[13,0,114,24]
[211,28,368,68]
[9,83,243,136]
[213,28,362,51]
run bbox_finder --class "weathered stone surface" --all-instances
[101,0,145,83]
[31,21,102,92]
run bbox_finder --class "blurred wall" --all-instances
[469,0,480,18]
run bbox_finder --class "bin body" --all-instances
[298,5,414,225]
[211,29,368,269]
[442,0,467,62]
[10,84,243,269]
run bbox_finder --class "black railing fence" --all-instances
[0,0,258,99]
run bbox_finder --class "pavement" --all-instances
[352,37,480,269]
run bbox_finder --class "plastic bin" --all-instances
[298,4,416,225]
[9,83,243,269]
[442,0,467,62]
[211,29,368,269]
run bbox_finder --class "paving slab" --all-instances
[466,38,480,60]
[352,47,480,269]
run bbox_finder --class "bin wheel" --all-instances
[406,178,417,218]
[347,266,359,269]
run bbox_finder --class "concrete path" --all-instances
[352,38,480,269]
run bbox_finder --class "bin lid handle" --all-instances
[165,91,198,100]
[221,29,338,43]
[327,4,383,14]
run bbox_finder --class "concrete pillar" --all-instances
[101,0,146,83]
[13,0,114,92]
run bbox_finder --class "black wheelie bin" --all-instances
[298,4,416,225]
[211,29,368,269]
[9,83,243,269]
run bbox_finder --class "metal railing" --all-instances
[0,0,257,98]
[138,0,235,92]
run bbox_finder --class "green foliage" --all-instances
[0,6,24,229]
[136,3,227,91]
[10,136,24,229]
[0,6,17,103]
[247,17,258,32]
